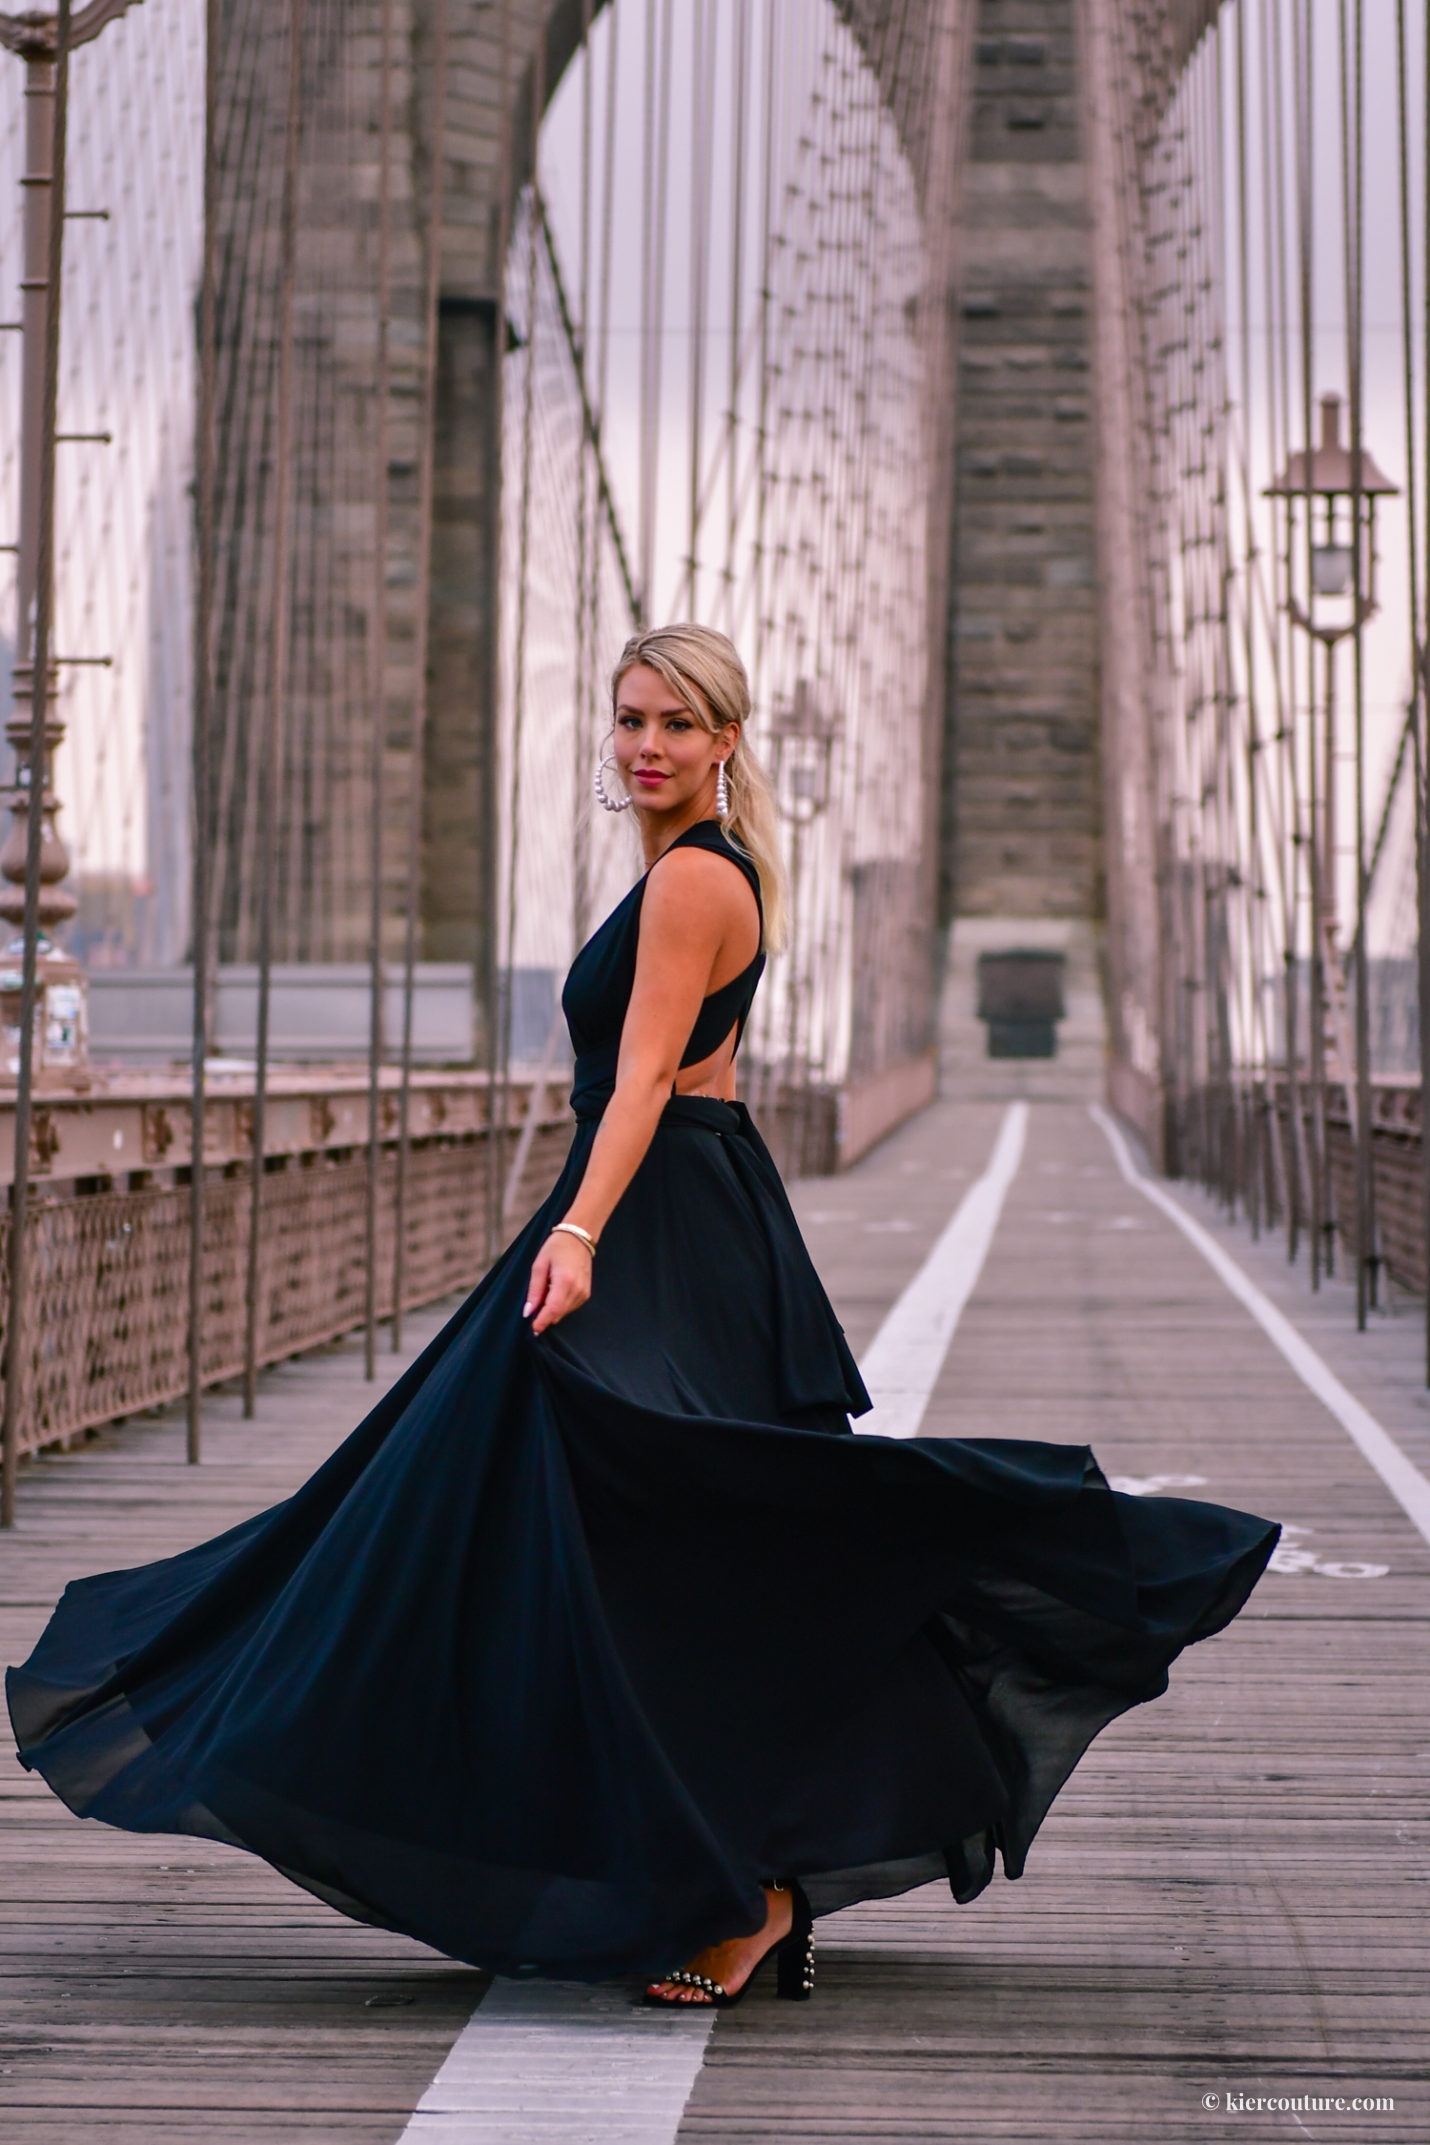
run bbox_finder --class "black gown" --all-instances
[7,821,1279,1983]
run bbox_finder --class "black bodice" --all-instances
[563,819,766,1117]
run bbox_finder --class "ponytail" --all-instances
[611,623,788,950]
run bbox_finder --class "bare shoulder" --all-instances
[643,842,755,930]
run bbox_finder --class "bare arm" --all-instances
[524,849,756,1334]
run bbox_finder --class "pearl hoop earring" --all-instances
[715,758,731,820]
[594,751,632,814]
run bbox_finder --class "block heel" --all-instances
[774,1879,815,2000]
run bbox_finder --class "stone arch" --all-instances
[413,0,964,988]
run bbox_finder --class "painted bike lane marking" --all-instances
[1092,1102,1430,1550]
[399,1979,713,2142]
[856,1099,1028,1437]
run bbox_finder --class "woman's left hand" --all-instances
[524,1232,594,1335]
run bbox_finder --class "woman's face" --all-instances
[611,664,736,823]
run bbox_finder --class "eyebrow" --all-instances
[615,699,694,718]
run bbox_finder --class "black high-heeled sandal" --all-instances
[643,1879,815,2009]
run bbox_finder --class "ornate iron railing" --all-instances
[0,1070,572,1460]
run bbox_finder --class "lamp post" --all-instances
[0,0,141,1090]
[1269,394,1396,943]
[1266,390,1397,1302]
[0,0,143,1528]
[764,677,839,1173]
[769,676,840,827]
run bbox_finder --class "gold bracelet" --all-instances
[549,1221,597,1258]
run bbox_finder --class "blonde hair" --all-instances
[611,622,788,951]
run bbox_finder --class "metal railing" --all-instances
[0,1069,571,1464]
[1168,1076,1426,1302]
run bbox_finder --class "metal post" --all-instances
[1347,0,1373,1327]
[1351,646,1374,1316]
[1307,641,1326,1286]
[1419,702,1430,1375]
[363,0,395,1381]
[1296,0,1324,1288]
[570,0,593,962]
[242,0,304,1416]
[187,0,218,1463]
[1320,642,1337,1277]
[1284,944,1303,1263]
[1322,624,1338,948]
[0,0,70,1525]
[1409,0,1430,1377]
[0,23,84,1006]
[391,0,449,1350]
[483,0,514,1264]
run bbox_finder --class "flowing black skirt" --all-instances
[7,1097,1278,1981]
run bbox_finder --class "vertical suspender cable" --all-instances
[1235,0,1266,1235]
[391,0,449,1350]
[1393,0,1428,1367]
[1422,0,1430,1371]
[685,0,714,614]
[1268,0,1305,1261]
[208,27,281,979]
[1249,0,1292,1230]
[1208,40,1234,1194]
[636,0,657,622]
[243,0,305,1418]
[594,2,619,501]
[721,0,750,631]
[500,51,544,1230]
[1203,36,1221,1182]
[751,0,778,727]
[1423,0,1430,1372]
[187,0,220,1459]
[638,0,673,622]
[363,0,396,1380]
[1,0,71,1528]
[746,0,779,1127]
[1210,22,1237,1208]
[592,0,618,652]
[1217,28,1241,1211]
[571,0,593,959]
[1293,0,1325,1287]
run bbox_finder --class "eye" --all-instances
[616,713,642,730]
[666,716,692,733]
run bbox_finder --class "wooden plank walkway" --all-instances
[683,1102,1429,2143]
[0,1308,490,2142]
[3,1099,1427,2141]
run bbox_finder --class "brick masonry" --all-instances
[944,0,1102,923]
[206,0,570,997]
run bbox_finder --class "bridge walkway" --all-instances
[2,1100,1427,2142]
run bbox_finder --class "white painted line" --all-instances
[399,1104,1030,2138]
[1091,1102,1430,1550]
[856,1100,1028,1438]
[398,1979,714,2143]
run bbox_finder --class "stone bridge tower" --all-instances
[207,0,1215,1150]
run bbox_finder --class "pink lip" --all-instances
[633,771,669,786]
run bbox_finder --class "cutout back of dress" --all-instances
[563,821,765,1117]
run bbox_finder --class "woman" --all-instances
[7,623,1278,2011]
